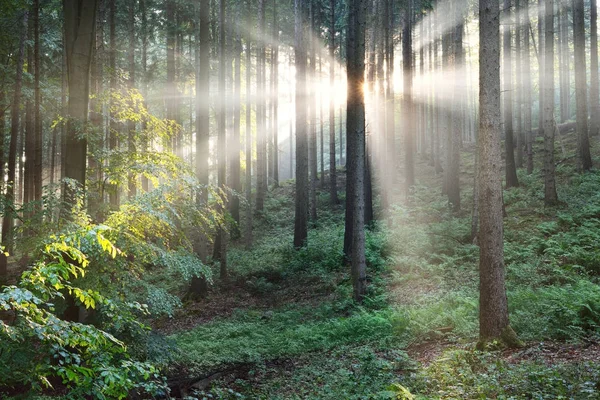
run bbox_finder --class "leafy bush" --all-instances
[0,229,166,399]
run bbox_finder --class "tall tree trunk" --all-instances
[63,0,99,205]
[448,14,463,211]
[403,0,415,191]
[190,0,211,297]
[309,0,318,222]
[230,12,242,239]
[558,4,570,123]
[244,14,253,247]
[216,0,228,279]
[347,0,367,302]
[572,0,592,171]
[590,0,600,136]
[329,0,338,205]
[543,0,558,205]
[0,10,28,283]
[255,0,267,212]
[515,0,523,168]
[140,0,149,192]
[503,0,519,188]
[33,0,42,207]
[272,1,279,187]
[538,0,544,134]
[24,17,34,207]
[127,0,137,199]
[293,0,309,249]
[109,0,119,208]
[523,0,534,174]
[478,0,519,348]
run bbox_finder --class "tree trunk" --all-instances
[590,0,600,136]
[230,13,242,238]
[309,0,318,222]
[403,0,415,192]
[272,1,279,187]
[558,4,570,123]
[515,0,523,169]
[347,0,367,302]
[543,0,558,205]
[63,0,98,205]
[245,28,253,247]
[33,0,42,207]
[572,0,592,170]
[522,0,534,174]
[503,0,519,188]
[329,0,338,205]
[216,0,228,279]
[293,0,309,249]
[127,0,137,199]
[190,0,211,297]
[109,0,119,208]
[255,0,267,212]
[0,10,28,283]
[478,0,519,348]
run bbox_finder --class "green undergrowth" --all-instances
[400,349,600,399]
[170,142,600,398]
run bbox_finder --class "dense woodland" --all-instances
[2,0,600,398]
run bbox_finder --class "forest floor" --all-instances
[162,130,600,399]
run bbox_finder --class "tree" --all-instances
[255,0,267,212]
[503,0,519,188]
[329,0,339,205]
[572,0,592,171]
[403,0,415,192]
[542,0,558,205]
[63,0,99,200]
[347,0,367,301]
[522,0,533,174]
[0,9,28,283]
[293,0,309,249]
[477,0,520,348]
[590,0,600,136]
[190,0,211,296]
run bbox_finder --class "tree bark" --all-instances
[522,0,534,174]
[503,0,519,188]
[590,0,600,136]
[478,0,519,348]
[293,0,309,249]
[347,0,367,302]
[255,0,267,212]
[63,0,99,204]
[543,0,558,205]
[0,10,28,283]
[329,0,338,205]
[572,0,592,171]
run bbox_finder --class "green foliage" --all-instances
[402,349,600,399]
[510,280,600,340]
[0,229,166,399]
[173,304,403,374]
[193,346,414,400]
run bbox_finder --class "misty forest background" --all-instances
[2,0,600,398]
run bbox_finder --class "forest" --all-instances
[1,0,600,398]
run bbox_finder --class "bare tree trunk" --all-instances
[515,0,523,169]
[347,0,367,302]
[403,0,415,191]
[309,0,318,222]
[109,0,119,208]
[33,0,42,207]
[572,0,592,171]
[127,0,137,199]
[230,12,242,238]
[543,0,558,205]
[503,0,519,188]
[245,31,253,247]
[0,10,28,283]
[591,0,600,136]
[478,0,519,348]
[523,0,534,174]
[293,0,309,249]
[255,0,267,212]
[329,0,339,205]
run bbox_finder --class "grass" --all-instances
[164,133,600,399]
